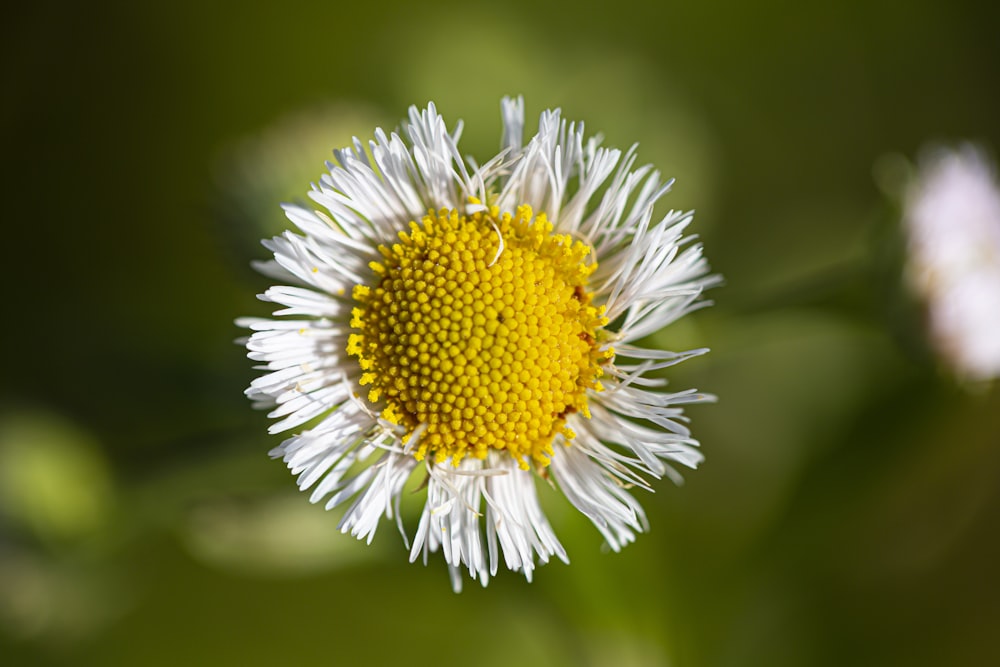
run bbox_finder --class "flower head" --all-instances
[903,145,1000,382]
[239,98,718,590]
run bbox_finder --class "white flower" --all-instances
[904,145,1000,382]
[239,98,719,590]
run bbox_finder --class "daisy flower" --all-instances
[903,145,1000,382]
[239,97,719,590]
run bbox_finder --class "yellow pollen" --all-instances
[347,204,611,469]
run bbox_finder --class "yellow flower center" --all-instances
[346,203,611,469]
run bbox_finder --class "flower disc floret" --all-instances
[347,204,611,468]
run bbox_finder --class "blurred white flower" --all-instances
[239,98,718,590]
[904,145,1000,382]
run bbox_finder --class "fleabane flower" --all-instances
[239,98,719,590]
[903,145,1000,382]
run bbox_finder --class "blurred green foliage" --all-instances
[3,0,1000,665]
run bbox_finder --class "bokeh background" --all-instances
[4,1,1000,665]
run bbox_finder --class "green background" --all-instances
[3,0,999,665]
